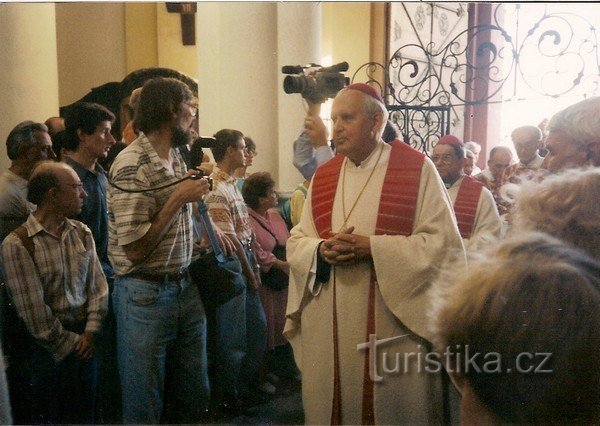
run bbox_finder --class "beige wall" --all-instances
[125,3,158,73]
[0,2,374,180]
[0,3,59,172]
[277,3,322,191]
[55,2,127,105]
[323,3,371,79]
[157,4,198,79]
[197,3,279,181]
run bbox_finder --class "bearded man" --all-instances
[107,77,211,423]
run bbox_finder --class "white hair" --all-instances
[338,87,389,139]
[547,97,600,147]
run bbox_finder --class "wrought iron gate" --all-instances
[353,3,600,153]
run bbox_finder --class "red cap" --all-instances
[346,83,384,105]
[437,134,464,148]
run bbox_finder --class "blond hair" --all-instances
[431,232,600,423]
[514,167,600,260]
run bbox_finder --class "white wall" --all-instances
[197,2,321,191]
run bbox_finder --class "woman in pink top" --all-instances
[242,172,298,390]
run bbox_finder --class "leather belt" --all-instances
[127,270,187,283]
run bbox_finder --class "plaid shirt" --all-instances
[0,215,108,361]
[205,167,253,243]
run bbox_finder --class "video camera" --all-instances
[282,62,350,104]
[194,136,217,149]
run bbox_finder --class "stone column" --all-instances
[277,3,321,191]
[197,2,321,191]
[0,3,59,171]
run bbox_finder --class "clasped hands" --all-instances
[319,226,371,266]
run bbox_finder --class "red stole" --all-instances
[453,176,484,239]
[311,141,425,424]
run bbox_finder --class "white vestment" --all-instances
[447,176,502,251]
[285,141,465,424]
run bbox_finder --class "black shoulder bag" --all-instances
[188,201,245,310]
[254,218,289,291]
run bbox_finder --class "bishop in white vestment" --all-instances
[285,84,465,424]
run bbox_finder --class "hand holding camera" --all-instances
[304,116,328,148]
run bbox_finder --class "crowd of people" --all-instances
[0,74,598,425]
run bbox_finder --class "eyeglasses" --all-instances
[184,103,198,118]
[431,154,457,164]
[65,183,85,190]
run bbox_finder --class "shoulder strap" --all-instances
[12,226,34,259]
[74,223,90,251]
[253,215,279,242]
[374,141,425,236]
[311,154,345,238]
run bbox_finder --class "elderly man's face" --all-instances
[543,130,589,173]
[488,150,512,181]
[432,144,463,185]
[464,155,475,176]
[512,135,539,164]
[27,131,56,163]
[57,167,87,217]
[331,90,379,164]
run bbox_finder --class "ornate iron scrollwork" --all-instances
[388,105,450,154]
[358,3,600,107]
[352,3,599,153]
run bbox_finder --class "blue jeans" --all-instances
[113,276,209,423]
[239,285,268,393]
[240,247,268,393]
[209,247,267,401]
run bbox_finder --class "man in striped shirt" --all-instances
[0,161,108,424]
[108,77,211,423]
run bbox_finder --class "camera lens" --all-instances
[283,75,307,94]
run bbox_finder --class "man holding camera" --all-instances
[285,83,464,424]
[107,77,211,423]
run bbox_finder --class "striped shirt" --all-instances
[0,215,108,361]
[205,167,253,242]
[108,133,193,276]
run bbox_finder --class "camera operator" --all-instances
[107,77,211,423]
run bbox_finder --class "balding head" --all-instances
[44,117,65,137]
[511,125,542,164]
[488,146,513,180]
[28,162,85,215]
